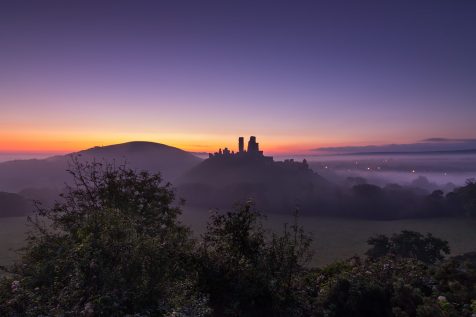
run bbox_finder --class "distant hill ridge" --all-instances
[77,141,189,156]
[0,141,202,194]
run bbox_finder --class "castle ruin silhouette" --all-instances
[208,136,309,170]
[209,136,273,160]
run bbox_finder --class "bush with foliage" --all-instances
[366,230,450,264]
[197,204,313,316]
[310,241,475,317]
[306,255,476,316]
[0,159,209,316]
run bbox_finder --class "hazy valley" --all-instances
[1,139,475,270]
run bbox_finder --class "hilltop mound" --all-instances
[0,141,202,195]
[178,155,331,213]
[72,141,201,180]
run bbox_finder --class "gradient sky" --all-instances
[1,0,476,155]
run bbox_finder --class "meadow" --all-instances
[1,212,475,269]
[181,208,476,266]
[0,217,29,269]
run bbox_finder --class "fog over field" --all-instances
[277,153,476,190]
[192,151,476,190]
[3,152,475,187]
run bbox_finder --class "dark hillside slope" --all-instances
[73,141,201,180]
[178,156,333,213]
[0,192,31,217]
[0,141,201,194]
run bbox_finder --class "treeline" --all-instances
[334,180,476,219]
[1,163,475,316]
[180,176,476,220]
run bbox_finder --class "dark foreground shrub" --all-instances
[0,159,209,316]
[198,204,313,316]
[366,230,450,264]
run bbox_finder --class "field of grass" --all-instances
[271,215,476,266]
[181,208,476,267]
[1,212,476,269]
[0,217,29,269]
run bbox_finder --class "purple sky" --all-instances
[1,1,475,154]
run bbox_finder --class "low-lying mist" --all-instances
[1,145,476,221]
[301,153,476,192]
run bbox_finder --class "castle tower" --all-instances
[247,136,259,153]
[238,137,244,153]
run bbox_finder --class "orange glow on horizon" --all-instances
[0,133,325,155]
[0,139,317,155]
[0,131,421,156]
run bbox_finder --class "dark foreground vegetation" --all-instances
[1,162,476,316]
